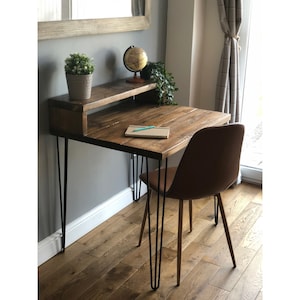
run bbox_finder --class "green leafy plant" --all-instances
[141,62,178,105]
[64,53,95,75]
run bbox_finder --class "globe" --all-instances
[123,46,148,83]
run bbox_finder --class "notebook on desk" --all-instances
[125,125,170,139]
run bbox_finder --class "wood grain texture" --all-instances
[39,183,262,299]
[48,79,156,135]
[53,102,229,159]
[48,79,156,112]
[49,78,230,158]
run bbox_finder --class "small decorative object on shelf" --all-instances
[123,46,148,83]
[64,53,95,100]
[141,61,178,105]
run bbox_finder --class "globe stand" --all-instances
[126,72,145,84]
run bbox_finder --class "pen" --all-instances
[133,126,155,132]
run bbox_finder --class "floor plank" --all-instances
[38,182,262,299]
[227,246,263,300]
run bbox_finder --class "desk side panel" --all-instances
[49,106,87,135]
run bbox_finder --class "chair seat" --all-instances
[140,166,177,195]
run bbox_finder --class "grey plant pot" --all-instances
[66,73,93,100]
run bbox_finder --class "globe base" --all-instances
[126,72,145,84]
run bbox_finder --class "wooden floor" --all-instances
[39,182,262,299]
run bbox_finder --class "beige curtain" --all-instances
[215,0,242,123]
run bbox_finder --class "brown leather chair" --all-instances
[138,124,245,286]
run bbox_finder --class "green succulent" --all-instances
[65,53,94,75]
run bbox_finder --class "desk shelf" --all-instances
[48,78,156,135]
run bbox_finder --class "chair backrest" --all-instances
[166,124,245,200]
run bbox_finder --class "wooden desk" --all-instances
[48,79,230,290]
[51,99,230,159]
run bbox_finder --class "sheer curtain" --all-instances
[215,0,242,123]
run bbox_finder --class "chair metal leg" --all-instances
[189,200,193,232]
[177,199,184,286]
[140,193,190,248]
[216,193,236,268]
[214,194,219,225]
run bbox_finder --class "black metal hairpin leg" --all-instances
[131,154,145,201]
[216,193,236,268]
[131,154,138,201]
[146,157,167,290]
[138,156,144,199]
[214,194,219,225]
[56,137,68,252]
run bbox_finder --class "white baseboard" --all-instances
[38,187,135,266]
[241,165,262,185]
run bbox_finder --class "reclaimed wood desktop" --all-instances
[48,79,230,290]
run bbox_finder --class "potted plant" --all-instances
[65,53,95,100]
[141,61,178,105]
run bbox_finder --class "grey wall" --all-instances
[38,1,168,241]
